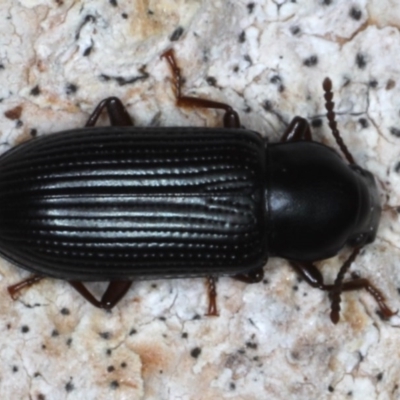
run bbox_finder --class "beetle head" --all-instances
[347,165,381,247]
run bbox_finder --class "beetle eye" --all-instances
[351,165,365,176]
[349,233,366,246]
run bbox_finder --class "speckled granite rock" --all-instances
[1,1,400,399]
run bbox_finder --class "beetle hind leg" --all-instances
[69,280,132,310]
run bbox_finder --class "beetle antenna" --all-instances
[330,247,360,323]
[323,78,355,165]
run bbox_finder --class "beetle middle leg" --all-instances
[161,49,240,128]
[203,268,265,316]
[69,281,132,310]
[85,97,134,127]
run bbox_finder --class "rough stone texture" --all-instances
[0,1,400,399]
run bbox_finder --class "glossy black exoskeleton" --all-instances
[2,50,395,323]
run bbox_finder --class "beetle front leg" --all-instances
[289,259,396,323]
[85,97,134,127]
[289,260,347,324]
[162,49,240,128]
[69,280,132,310]
[336,278,396,320]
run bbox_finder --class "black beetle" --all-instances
[2,49,395,323]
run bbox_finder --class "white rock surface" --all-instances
[0,1,400,399]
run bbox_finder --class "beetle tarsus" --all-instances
[338,278,396,320]
[329,247,360,322]
[7,275,43,300]
[330,309,340,324]
[205,276,219,316]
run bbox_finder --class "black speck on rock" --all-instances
[65,381,74,392]
[170,27,184,42]
[30,85,40,96]
[303,55,318,67]
[349,7,362,20]
[190,347,201,358]
[355,53,367,69]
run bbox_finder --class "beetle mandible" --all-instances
[2,49,396,324]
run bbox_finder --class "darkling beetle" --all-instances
[1,49,395,323]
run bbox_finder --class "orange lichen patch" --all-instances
[36,59,47,73]
[98,369,139,391]
[120,379,139,390]
[42,94,78,113]
[4,106,23,120]
[14,130,33,145]
[92,345,142,395]
[124,86,147,103]
[131,342,169,377]
[342,296,368,332]
[129,0,170,40]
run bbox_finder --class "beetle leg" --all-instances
[289,260,327,289]
[7,274,43,300]
[205,276,219,316]
[337,279,396,320]
[329,247,360,323]
[290,260,346,324]
[161,49,241,128]
[69,281,133,310]
[281,116,312,142]
[69,281,102,308]
[85,97,134,127]
[233,267,264,283]
[99,281,133,309]
[289,258,396,323]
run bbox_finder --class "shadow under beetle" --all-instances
[2,49,396,323]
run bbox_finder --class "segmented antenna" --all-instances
[330,247,360,324]
[323,78,355,165]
